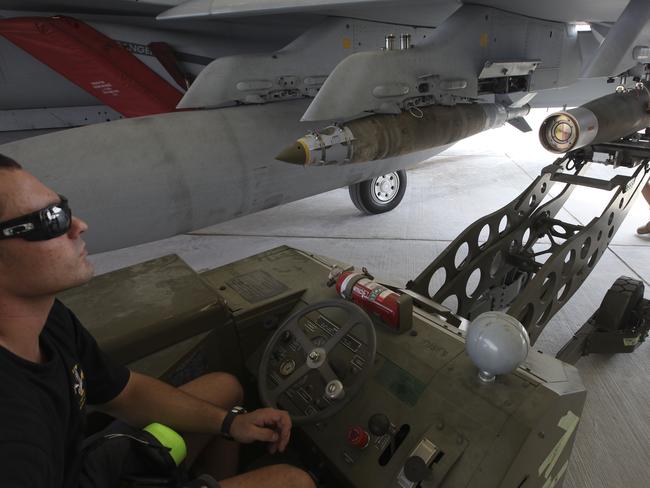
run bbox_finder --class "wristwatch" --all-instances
[220,406,247,440]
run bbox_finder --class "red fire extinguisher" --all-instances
[330,268,412,332]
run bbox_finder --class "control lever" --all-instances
[404,456,432,483]
[368,413,391,437]
[397,438,438,486]
[369,413,398,459]
[281,330,293,343]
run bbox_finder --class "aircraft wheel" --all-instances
[348,170,407,214]
[594,276,644,331]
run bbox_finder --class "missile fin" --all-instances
[510,93,537,108]
[496,93,537,108]
[590,22,611,44]
[508,117,532,133]
[582,0,650,78]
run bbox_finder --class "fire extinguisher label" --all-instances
[368,288,383,301]
[377,290,393,301]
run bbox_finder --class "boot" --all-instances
[637,221,650,235]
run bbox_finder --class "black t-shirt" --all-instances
[0,299,130,487]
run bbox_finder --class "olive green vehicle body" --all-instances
[60,246,585,488]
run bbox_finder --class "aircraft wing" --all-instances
[78,0,635,29]
[0,0,633,24]
[155,0,631,22]
[156,0,422,20]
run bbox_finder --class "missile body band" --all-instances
[276,103,530,166]
[539,84,650,153]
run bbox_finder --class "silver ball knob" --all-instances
[325,380,345,400]
[465,311,530,382]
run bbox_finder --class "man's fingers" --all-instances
[251,425,279,443]
[268,440,278,454]
[261,409,291,452]
[278,416,291,452]
[247,408,292,452]
[253,408,286,425]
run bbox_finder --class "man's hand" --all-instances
[229,408,292,454]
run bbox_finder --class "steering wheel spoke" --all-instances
[318,360,340,385]
[286,320,316,353]
[267,363,310,403]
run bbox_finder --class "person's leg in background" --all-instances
[637,182,650,235]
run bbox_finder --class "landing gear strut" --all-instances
[348,170,407,214]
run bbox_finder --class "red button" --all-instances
[347,426,370,449]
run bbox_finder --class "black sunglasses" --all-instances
[0,195,72,241]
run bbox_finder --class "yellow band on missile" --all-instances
[297,138,312,165]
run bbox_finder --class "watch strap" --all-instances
[220,406,246,439]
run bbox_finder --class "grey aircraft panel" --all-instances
[156,0,632,23]
[582,0,650,77]
[156,0,458,22]
[157,0,391,20]
[0,37,101,109]
[299,5,584,121]
[0,13,306,110]
[0,106,122,131]
[178,17,437,109]
[316,0,460,27]
[0,0,163,16]
[0,7,324,39]
[479,0,630,23]
[527,77,614,109]
[0,0,636,24]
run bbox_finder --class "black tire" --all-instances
[348,170,407,214]
[594,276,645,331]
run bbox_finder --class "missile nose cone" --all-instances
[276,140,308,165]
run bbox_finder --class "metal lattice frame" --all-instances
[508,160,649,343]
[408,149,650,345]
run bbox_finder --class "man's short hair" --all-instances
[0,153,21,170]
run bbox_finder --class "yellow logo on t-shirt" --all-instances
[71,364,86,410]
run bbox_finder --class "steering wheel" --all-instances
[258,300,377,425]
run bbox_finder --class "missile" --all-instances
[276,102,531,166]
[539,83,650,153]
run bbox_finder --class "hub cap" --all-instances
[371,173,400,204]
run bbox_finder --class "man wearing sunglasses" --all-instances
[0,155,315,488]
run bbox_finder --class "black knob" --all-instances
[368,413,391,436]
[404,456,429,483]
[281,330,293,343]
[315,396,330,410]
